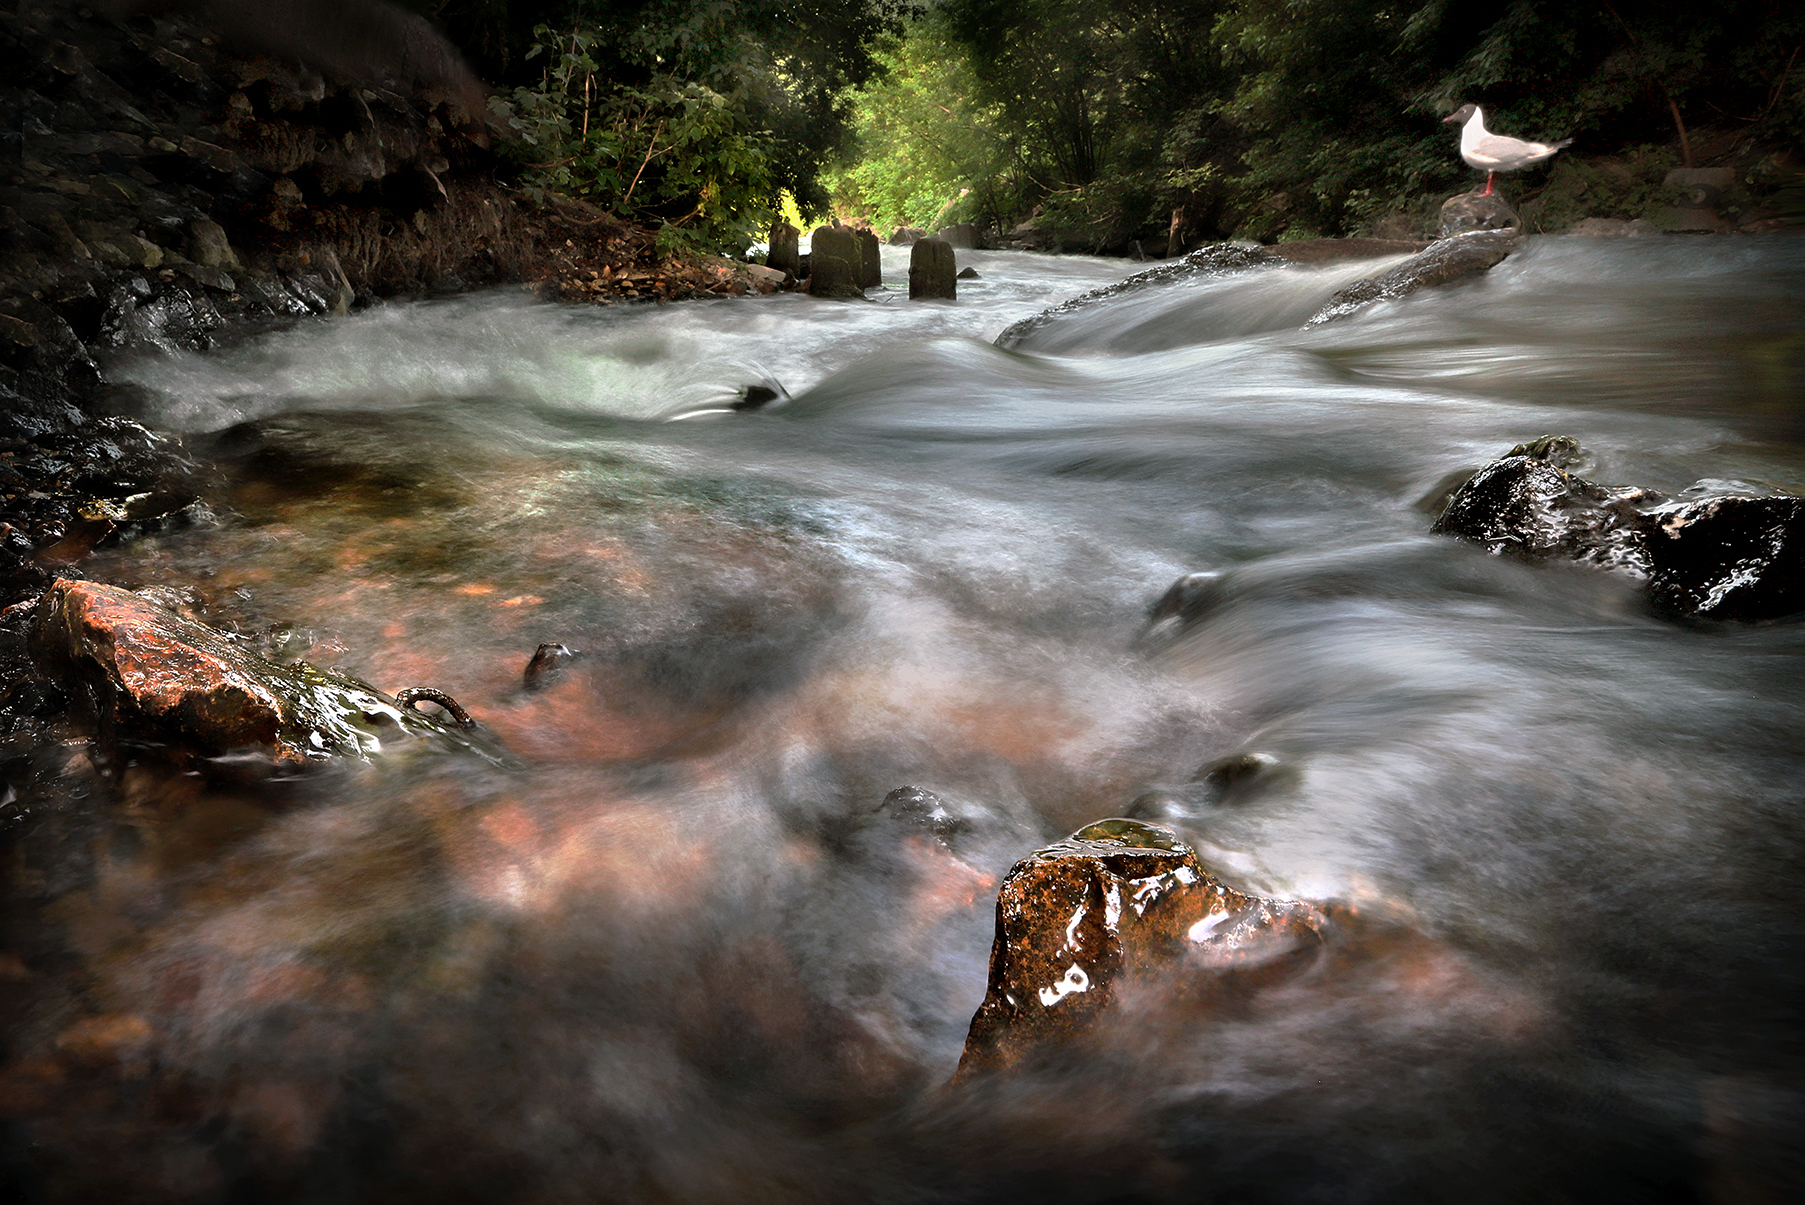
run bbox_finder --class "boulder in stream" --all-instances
[1440,191,1521,236]
[28,578,506,767]
[1430,440,1805,622]
[954,818,1328,1080]
[1305,229,1521,326]
[1644,495,1805,622]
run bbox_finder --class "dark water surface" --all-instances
[9,238,1805,1202]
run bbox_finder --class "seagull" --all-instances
[1443,104,1571,196]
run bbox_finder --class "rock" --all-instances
[888,226,927,245]
[1665,167,1736,208]
[807,226,864,298]
[953,818,1328,1080]
[855,227,883,289]
[1429,442,1655,574]
[908,237,957,300]
[28,578,504,767]
[1305,229,1521,326]
[956,266,980,279]
[1664,208,1733,233]
[767,220,800,279]
[995,242,1282,349]
[1644,496,1805,622]
[741,262,785,289]
[935,222,980,249]
[1440,190,1520,236]
[185,218,240,270]
[1431,440,1805,622]
[1567,217,1662,238]
[876,785,963,842]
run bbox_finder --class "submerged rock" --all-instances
[954,818,1327,1080]
[28,578,505,767]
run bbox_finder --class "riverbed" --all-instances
[8,237,1805,1202]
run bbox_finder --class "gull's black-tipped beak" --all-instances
[1442,112,1461,123]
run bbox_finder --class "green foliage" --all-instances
[494,24,779,252]
[447,0,914,251]
[861,0,1805,248]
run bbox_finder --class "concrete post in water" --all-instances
[855,227,883,289]
[766,220,800,279]
[808,225,864,298]
[909,237,957,300]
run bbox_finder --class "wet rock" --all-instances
[888,226,927,245]
[1440,191,1520,236]
[807,226,864,299]
[909,237,957,301]
[28,578,505,767]
[1431,439,1805,622]
[522,641,578,691]
[956,266,980,279]
[1305,229,1521,326]
[876,785,964,842]
[1193,751,1280,800]
[1429,452,1656,574]
[995,243,1281,349]
[1644,496,1805,622]
[954,818,1327,1080]
[767,220,800,279]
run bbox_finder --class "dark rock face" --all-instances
[1429,446,1656,575]
[855,228,883,289]
[954,818,1327,1080]
[908,237,957,300]
[807,226,864,298]
[1305,229,1521,326]
[1440,191,1521,236]
[1430,439,1805,622]
[1645,496,1805,622]
[28,578,500,766]
[888,226,927,245]
[767,221,801,278]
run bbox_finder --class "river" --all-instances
[10,236,1805,1202]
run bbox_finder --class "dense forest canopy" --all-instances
[413,0,1803,252]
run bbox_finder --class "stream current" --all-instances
[11,237,1805,1202]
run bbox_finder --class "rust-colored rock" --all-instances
[28,578,493,765]
[954,818,1327,1080]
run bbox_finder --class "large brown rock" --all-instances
[954,818,1327,1080]
[28,578,493,765]
[807,226,864,299]
[909,237,957,300]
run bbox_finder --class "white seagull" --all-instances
[1443,103,1571,196]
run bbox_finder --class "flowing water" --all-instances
[8,237,1805,1202]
